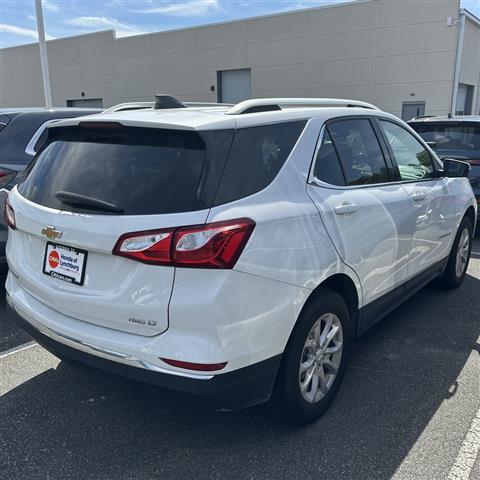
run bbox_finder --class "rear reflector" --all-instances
[113,218,255,269]
[160,358,227,372]
[4,195,16,230]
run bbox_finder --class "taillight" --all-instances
[0,167,17,189]
[113,228,175,265]
[4,195,16,230]
[113,218,255,269]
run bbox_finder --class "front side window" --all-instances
[380,120,434,181]
[327,119,389,186]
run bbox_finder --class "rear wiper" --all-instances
[55,191,124,214]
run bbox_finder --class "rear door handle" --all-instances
[411,191,427,202]
[334,203,358,215]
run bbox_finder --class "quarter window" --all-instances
[214,121,306,205]
[327,119,390,186]
[313,130,345,186]
[380,120,434,181]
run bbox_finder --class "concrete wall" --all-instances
[0,0,470,117]
[459,14,480,114]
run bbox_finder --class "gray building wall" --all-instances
[459,13,480,113]
[1,0,477,117]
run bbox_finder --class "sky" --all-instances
[1,0,480,48]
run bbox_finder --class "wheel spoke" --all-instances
[300,365,316,393]
[318,365,328,394]
[319,314,333,347]
[309,370,319,400]
[323,358,339,375]
[323,325,340,348]
[325,341,343,354]
[299,355,315,374]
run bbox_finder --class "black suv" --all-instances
[0,108,102,262]
[409,115,480,212]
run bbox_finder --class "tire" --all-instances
[267,288,352,425]
[438,216,473,289]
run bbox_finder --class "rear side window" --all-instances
[328,119,389,186]
[313,130,345,186]
[214,121,306,205]
[19,126,215,215]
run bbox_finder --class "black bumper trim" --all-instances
[9,303,282,411]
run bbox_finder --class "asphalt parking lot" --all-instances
[1,239,480,480]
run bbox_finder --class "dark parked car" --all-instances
[0,108,102,261]
[409,115,480,212]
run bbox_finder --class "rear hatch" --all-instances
[7,122,232,336]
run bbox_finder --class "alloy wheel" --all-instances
[455,228,470,278]
[298,313,343,404]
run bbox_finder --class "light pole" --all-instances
[35,0,53,108]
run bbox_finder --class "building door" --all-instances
[455,84,474,115]
[218,69,251,104]
[67,98,103,108]
[401,101,425,121]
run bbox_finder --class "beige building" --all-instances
[1,0,479,120]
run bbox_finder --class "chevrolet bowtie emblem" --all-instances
[41,226,63,240]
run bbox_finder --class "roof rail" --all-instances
[226,98,379,115]
[103,102,154,113]
[410,115,435,121]
[103,100,234,114]
[184,102,234,108]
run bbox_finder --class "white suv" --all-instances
[5,97,476,424]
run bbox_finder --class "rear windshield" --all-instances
[411,122,480,159]
[19,120,306,215]
[19,126,215,215]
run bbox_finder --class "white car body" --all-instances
[6,99,477,412]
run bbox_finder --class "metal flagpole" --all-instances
[35,0,53,108]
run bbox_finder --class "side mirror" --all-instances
[426,141,437,152]
[442,158,470,178]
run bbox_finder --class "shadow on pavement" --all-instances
[1,273,480,480]
[0,273,31,352]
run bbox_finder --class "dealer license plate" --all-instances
[43,242,88,286]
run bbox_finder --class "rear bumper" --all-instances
[7,299,282,411]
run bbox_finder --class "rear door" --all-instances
[8,124,227,336]
[307,117,414,310]
[377,119,457,277]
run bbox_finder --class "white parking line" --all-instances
[0,341,36,359]
[447,406,480,480]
